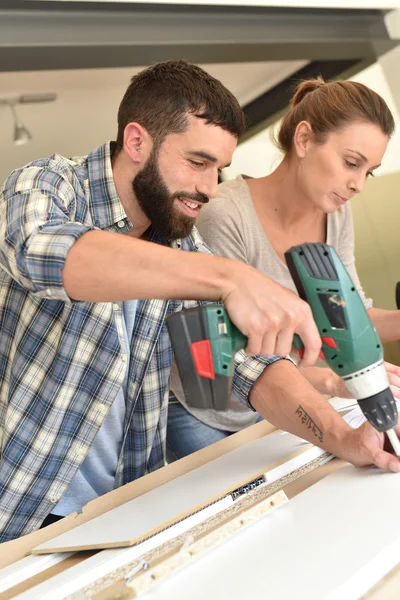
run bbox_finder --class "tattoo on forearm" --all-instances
[295,404,324,443]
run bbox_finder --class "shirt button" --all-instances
[117,220,125,229]
[121,354,127,363]
[113,303,119,311]
[50,496,58,504]
[96,403,107,413]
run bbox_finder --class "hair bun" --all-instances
[290,77,325,107]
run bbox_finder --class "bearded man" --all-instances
[0,60,394,543]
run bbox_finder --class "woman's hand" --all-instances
[299,361,400,400]
[384,361,400,399]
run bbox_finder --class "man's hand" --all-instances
[222,261,321,367]
[339,421,400,473]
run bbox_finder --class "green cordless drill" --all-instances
[167,242,399,454]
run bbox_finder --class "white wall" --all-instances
[224,60,400,181]
[380,45,400,115]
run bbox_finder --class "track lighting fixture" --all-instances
[0,93,57,145]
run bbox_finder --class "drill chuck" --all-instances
[357,388,397,433]
[342,360,398,433]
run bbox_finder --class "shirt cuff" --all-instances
[232,352,296,411]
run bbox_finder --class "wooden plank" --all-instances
[366,563,400,599]
[0,554,73,594]
[2,553,95,600]
[126,490,289,598]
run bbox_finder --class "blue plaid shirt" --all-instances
[0,142,282,542]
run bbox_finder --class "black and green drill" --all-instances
[167,242,399,453]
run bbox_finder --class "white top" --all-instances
[198,175,371,306]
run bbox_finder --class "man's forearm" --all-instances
[250,360,352,456]
[62,230,323,363]
[63,230,230,302]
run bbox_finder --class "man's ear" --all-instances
[293,120,314,159]
[123,122,152,163]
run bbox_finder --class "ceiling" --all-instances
[0,1,399,183]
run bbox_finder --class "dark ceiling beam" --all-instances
[0,2,398,72]
[241,58,372,142]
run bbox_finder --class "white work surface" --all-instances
[147,465,400,600]
[34,431,312,551]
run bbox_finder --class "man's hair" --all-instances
[116,60,246,150]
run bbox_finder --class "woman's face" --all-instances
[294,121,388,213]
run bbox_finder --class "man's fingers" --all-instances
[224,285,322,361]
[274,328,294,356]
[259,327,281,357]
[245,331,264,356]
[295,305,321,367]
[372,448,400,473]
[296,328,321,367]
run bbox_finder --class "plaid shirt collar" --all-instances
[87,142,130,230]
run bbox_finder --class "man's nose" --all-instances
[197,173,219,200]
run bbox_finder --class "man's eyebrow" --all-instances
[189,150,231,169]
[346,149,381,170]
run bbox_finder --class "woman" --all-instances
[166,77,400,461]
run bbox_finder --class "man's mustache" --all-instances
[172,191,209,204]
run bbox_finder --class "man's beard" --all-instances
[132,149,209,241]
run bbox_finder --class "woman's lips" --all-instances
[333,192,348,205]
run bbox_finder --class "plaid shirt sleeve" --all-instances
[232,351,295,411]
[0,165,93,302]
